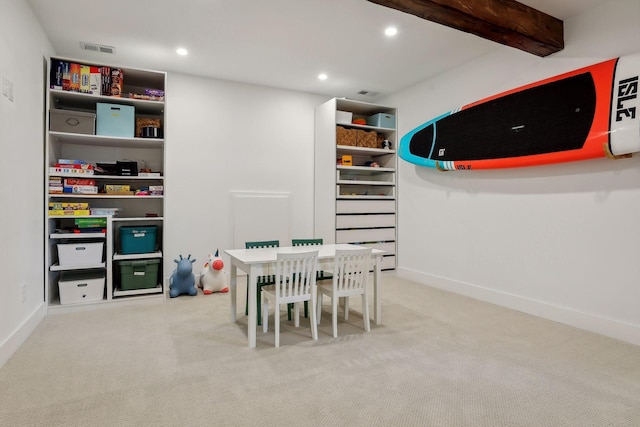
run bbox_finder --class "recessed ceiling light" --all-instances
[176,48,188,56]
[318,73,328,81]
[385,26,398,37]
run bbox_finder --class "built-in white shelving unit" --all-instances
[314,98,397,270]
[45,57,167,310]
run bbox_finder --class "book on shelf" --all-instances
[63,178,96,186]
[57,159,89,165]
[49,167,94,175]
[55,162,93,169]
[63,185,98,194]
[48,210,91,216]
[48,202,89,210]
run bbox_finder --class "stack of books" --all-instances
[49,159,94,176]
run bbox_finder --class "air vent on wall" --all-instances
[357,89,379,97]
[80,42,115,54]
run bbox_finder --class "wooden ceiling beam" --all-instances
[367,0,564,56]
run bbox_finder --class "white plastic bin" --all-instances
[57,242,104,266]
[58,271,105,304]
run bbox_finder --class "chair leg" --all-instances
[294,303,300,328]
[244,279,262,326]
[344,297,349,320]
[309,296,318,340]
[288,302,309,320]
[275,303,280,347]
[262,296,269,333]
[245,279,249,316]
[256,287,263,326]
[362,293,370,332]
[316,293,323,324]
[332,295,338,338]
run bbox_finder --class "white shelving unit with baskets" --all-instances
[314,98,397,270]
[45,57,167,310]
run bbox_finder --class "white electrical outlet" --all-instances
[21,283,27,303]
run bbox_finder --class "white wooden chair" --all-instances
[261,250,319,347]
[316,248,372,338]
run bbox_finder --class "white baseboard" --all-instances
[397,267,640,346]
[0,302,46,369]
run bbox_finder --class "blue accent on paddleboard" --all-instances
[399,112,451,169]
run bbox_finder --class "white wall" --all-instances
[383,0,640,345]
[0,0,54,366]
[164,72,327,274]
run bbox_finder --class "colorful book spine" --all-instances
[80,65,91,93]
[69,63,81,91]
[101,67,111,96]
[90,67,101,95]
[61,62,71,91]
[50,59,65,89]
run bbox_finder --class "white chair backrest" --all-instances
[275,250,319,298]
[333,248,372,292]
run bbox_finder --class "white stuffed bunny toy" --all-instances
[199,249,228,294]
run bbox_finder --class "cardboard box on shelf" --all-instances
[105,184,131,193]
[50,109,96,135]
[336,111,353,124]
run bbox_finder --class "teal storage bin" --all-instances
[366,113,395,129]
[96,102,135,137]
[118,259,160,290]
[120,225,158,254]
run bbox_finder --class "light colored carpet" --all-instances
[1,275,639,426]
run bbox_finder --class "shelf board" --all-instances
[336,122,395,132]
[113,251,162,261]
[335,99,395,117]
[337,195,395,200]
[50,89,164,114]
[337,180,395,186]
[47,292,164,311]
[49,194,163,199]
[50,232,106,239]
[113,286,163,297]
[337,165,395,172]
[50,262,106,272]
[49,131,164,148]
[337,145,396,156]
[48,173,163,180]
[112,217,164,222]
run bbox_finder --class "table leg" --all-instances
[230,264,237,322]
[247,266,257,348]
[373,254,382,325]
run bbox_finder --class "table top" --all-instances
[224,243,385,264]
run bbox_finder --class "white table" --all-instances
[224,243,385,348]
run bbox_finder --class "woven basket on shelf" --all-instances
[336,126,357,146]
[356,130,378,148]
